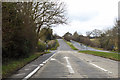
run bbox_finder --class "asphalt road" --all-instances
[31,39,118,78]
[70,40,115,53]
[9,52,55,79]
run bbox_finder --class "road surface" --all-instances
[70,40,115,53]
[31,39,118,79]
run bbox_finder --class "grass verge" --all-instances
[79,50,120,61]
[2,52,50,78]
[88,46,104,50]
[50,39,59,50]
[64,40,78,50]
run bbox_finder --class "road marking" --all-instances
[23,52,57,80]
[82,75,88,78]
[42,52,56,64]
[23,66,40,80]
[90,63,112,74]
[50,57,66,66]
[39,64,44,66]
[64,56,75,74]
[50,58,56,61]
[42,61,47,64]
[15,73,25,76]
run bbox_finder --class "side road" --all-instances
[70,40,118,53]
[3,51,56,79]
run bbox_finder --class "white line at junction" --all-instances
[90,63,112,74]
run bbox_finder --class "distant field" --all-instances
[90,38,100,44]
[90,39,95,41]
[79,50,120,61]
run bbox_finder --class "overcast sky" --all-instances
[52,0,119,36]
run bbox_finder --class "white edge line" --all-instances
[90,63,112,74]
[22,66,40,80]
[39,64,44,66]
[22,52,56,80]
[42,53,56,64]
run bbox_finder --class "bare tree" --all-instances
[32,0,67,34]
[92,29,102,38]
[86,31,92,37]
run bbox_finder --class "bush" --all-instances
[37,41,46,52]
[47,40,56,49]
[2,3,38,63]
[50,40,59,50]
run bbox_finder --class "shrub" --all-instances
[50,40,59,50]
[47,40,56,49]
[37,41,46,52]
[2,3,38,63]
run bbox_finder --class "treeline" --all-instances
[2,1,67,63]
[37,27,60,52]
[63,32,97,47]
[99,22,119,51]
[86,21,119,51]
[63,20,119,52]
